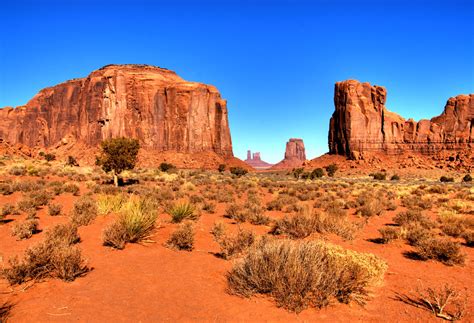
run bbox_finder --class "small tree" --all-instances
[462,174,472,182]
[96,137,140,186]
[159,162,176,172]
[218,164,226,173]
[310,168,324,179]
[230,167,248,177]
[66,156,79,167]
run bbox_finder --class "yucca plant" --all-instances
[103,197,158,249]
[168,202,196,223]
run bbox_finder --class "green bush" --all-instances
[370,172,386,180]
[462,174,472,182]
[44,153,56,162]
[440,176,454,183]
[325,164,338,177]
[159,162,176,172]
[218,164,226,173]
[230,167,248,177]
[390,174,400,181]
[310,168,324,179]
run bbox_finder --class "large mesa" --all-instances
[0,64,236,167]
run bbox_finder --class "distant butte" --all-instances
[271,138,306,169]
[244,150,273,170]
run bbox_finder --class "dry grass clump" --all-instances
[202,202,216,213]
[393,210,435,229]
[11,219,39,240]
[227,238,387,313]
[400,283,469,321]
[102,198,158,249]
[378,227,402,244]
[70,196,98,226]
[272,208,358,240]
[168,202,196,223]
[462,230,474,246]
[438,212,474,239]
[404,223,432,246]
[1,203,16,217]
[211,223,256,259]
[1,223,88,285]
[96,193,127,215]
[47,203,62,216]
[356,192,384,217]
[166,222,195,251]
[413,237,465,266]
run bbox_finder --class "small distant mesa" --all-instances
[244,150,274,170]
[271,138,306,169]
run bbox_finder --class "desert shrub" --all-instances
[404,223,432,246]
[272,208,356,240]
[414,237,465,266]
[370,172,386,180]
[96,194,127,215]
[0,183,13,195]
[401,195,433,210]
[403,283,469,321]
[159,162,176,172]
[26,190,52,208]
[325,164,338,177]
[218,164,226,172]
[378,227,401,244]
[63,183,80,195]
[230,167,248,177]
[393,210,433,228]
[202,202,216,213]
[70,196,98,226]
[11,219,39,240]
[462,174,472,182]
[9,165,27,176]
[356,197,384,217]
[1,224,88,285]
[225,203,247,223]
[310,168,325,179]
[168,202,196,223]
[462,231,474,246]
[166,222,195,251]
[45,223,80,246]
[102,198,158,249]
[66,155,79,166]
[44,153,56,162]
[440,176,454,183]
[211,225,256,259]
[390,174,400,181]
[227,238,387,313]
[1,203,16,217]
[48,203,62,216]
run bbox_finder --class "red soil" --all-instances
[0,178,473,322]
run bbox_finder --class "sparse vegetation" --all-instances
[211,224,256,259]
[230,167,248,177]
[11,219,39,240]
[70,196,98,226]
[167,222,195,251]
[168,202,196,223]
[440,176,454,183]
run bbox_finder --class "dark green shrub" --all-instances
[310,168,324,179]
[66,156,79,166]
[462,174,472,182]
[370,172,386,180]
[218,164,226,172]
[325,164,338,177]
[159,162,176,172]
[230,167,248,177]
[440,176,454,183]
[44,153,56,162]
[390,174,400,181]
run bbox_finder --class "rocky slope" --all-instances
[329,80,473,159]
[271,138,306,169]
[0,64,234,165]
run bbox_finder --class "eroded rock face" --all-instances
[271,138,306,169]
[329,80,473,158]
[0,64,233,157]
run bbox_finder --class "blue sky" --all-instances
[0,0,473,163]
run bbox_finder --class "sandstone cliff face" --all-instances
[0,64,233,157]
[329,80,473,158]
[272,138,306,169]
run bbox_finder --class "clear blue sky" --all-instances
[1,0,473,163]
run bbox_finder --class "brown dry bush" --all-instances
[414,237,465,266]
[404,222,432,246]
[272,208,358,240]
[378,227,401,244]
[211,224,256,259]
[356,193,384,217]
[166,222,195,251]
[70,196,98,226]
[400,283,469,321]
[47,203,62,216]
[462,230,474,246]
[393,210,435,229]
[1,223,88,285]
[11,219,39,240]
[227,238,387,313]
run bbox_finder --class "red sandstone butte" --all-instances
[244,150,273,170]
[0,64,241,168]
[328,80,473,159]
[271,138,306,169]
